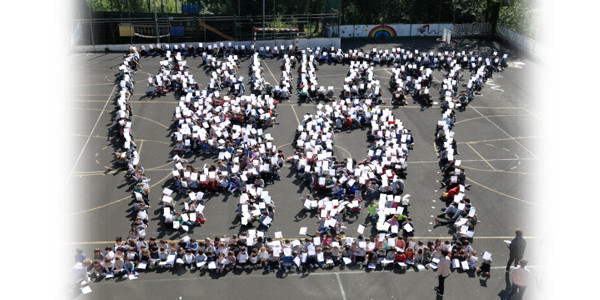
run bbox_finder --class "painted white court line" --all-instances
[88,265,542,285]
[336,273,348,300]
[66,85,117,181]
[72,157,538,175]
[470,106,539,160]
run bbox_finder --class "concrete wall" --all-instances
[452,23,492,37]
[72,38,341,53]
[333,24,454,38]
[496,25,546,60]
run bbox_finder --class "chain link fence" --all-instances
[74,0,341,46]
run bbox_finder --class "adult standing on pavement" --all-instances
[505,259,531,300]
[68,258,92,287]
[506,229,527,271]
[435,249,451,296]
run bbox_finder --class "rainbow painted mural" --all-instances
[368,25,397,37]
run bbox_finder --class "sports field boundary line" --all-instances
[470,106,539,160]
[66,85,117,182]
[65,236,541,245]
[82,265,543,285]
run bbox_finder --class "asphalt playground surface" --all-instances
[66,37,545,300]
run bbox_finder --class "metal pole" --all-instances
[119,0,123,22]
[88,0,95,48]
[452,0,456,24]
[307,1,310,38]
[153,0,160,44]
[262,0,265,40]
[127,0,132,44]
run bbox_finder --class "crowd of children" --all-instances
[70,43,509,286]
[75,229,494,280]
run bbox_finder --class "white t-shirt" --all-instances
[68,262,88,285]
[510,266,531,286]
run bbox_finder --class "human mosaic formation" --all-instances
[113,48,155,228]
[286,51,413,239]
[154,49,283,232]
[71,42,509,285]
[75,232,487,279]
[432,58,480,257]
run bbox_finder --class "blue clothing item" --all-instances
[281,256,294,265]
[258,215,270,227]
[318,224,330,233]
[124,262,134,274]
[188,242,198,251]
[75,253,86,263]
[347,185,358,195]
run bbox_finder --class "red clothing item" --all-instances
[344,117,352,128]
[447,185,460,199]
[394,253,407,263]
[395,239,406,250]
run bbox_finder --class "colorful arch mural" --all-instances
[368,25,397,37]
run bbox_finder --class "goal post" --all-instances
[253,27,300,48]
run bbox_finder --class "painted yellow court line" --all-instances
[461,165,533,176]
[69,99,179,104]
[73,170,122,177]
[68,107,170,129]
[71,93,155,97]
[333,145,353,159]
[290,105,301,125]
[454,114,531,125]
[65,171,171,216]
[471,106,539,160]
[65,235,542,245]
[466,143,496,171]
[278,103,534,110]
[522,108,543,121]
[69,83,115,87]
[69,133,171,145]
[276,142,292,150]
[68,85,117,182]
[277,142,352,159]
[467,177,543,207]
[69,100,535,111]
[261,59,280,85]
[137,140,145,156]
[261,59,300,125]
[460,136,538,145]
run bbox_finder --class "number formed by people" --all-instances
[288,50,416,245]
[151,45,284,234]
[103,44,508,276]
